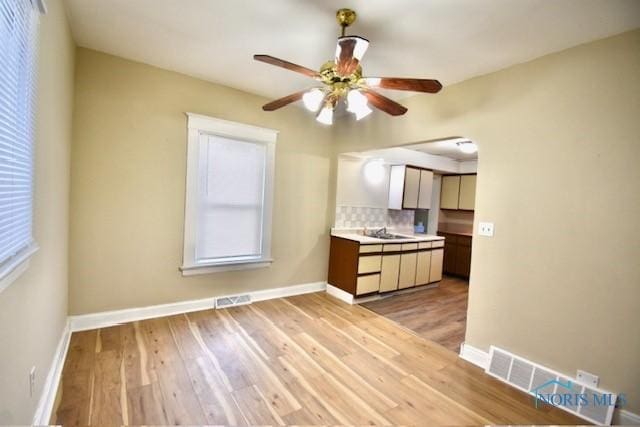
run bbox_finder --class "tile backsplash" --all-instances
[334,206,387,228]
[335,206,415,229]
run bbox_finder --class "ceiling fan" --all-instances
[253,8,442,125]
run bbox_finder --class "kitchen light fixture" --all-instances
[457,141,478,154]
[363,158,385,184]
[302,88,324,111]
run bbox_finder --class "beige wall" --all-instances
[335,30,640,412]
[69,49,335,314]
[0,1,75,423]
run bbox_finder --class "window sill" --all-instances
[0,243,39,294]
[180,258,273,276]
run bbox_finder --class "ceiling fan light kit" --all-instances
[254,8,442,125]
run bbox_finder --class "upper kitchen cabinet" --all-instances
[388,165,433,210]
[440,175,461,209]
[440,174,477,211]
[458,175,477,210]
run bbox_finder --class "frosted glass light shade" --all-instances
[302,89,324,112]
[316,106,333,125]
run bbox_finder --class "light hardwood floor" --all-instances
[52,292,583,425]
[363,275,469,352]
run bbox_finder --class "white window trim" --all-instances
[180,113,277,275]
[0,243,39,294]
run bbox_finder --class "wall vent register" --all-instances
[486,346,617,425]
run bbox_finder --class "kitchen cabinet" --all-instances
[379,255,400,292]
[440,174,477,211]
[429,249,444,282]
[415,250,432,285]
[458,175,477,210]
[328,236,445,297]
[398,252,418,289]
[418,170,434,209]
[440,175,461,209]
[438,232,472,278]
[388,165,433,210]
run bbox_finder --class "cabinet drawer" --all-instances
[418,242,432,249]
[358,255,382,274]
[401,243,418,251]
[431,240,444,248]
[356,274,380,295]
[383,244,402,252]
[359,244,383,253]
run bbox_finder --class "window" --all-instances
[0,0,44,291]
[181,113,277,274]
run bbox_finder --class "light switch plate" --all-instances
[576,370,599,387]
[478,222,494,237]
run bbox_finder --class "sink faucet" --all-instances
[373,227,387,237]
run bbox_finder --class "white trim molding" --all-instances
[69,281,327,332]
[459,342,490,369]
[326,284,355,304]
[32,319,71,425]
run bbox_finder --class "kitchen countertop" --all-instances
[331,228,445,244]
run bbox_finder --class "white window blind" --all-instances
[182,113,277,274]
[197,134,267,261]
[0,0,41,286]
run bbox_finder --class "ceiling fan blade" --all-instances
[262,90,307,111]
[254,55,320,79]
[335,36,369,77]
[362,89,407,116]
[365,77,443,93]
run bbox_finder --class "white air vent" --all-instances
[215,294,251,308]
[486,346,617,425]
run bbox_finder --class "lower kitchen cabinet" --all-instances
[415,250,432,286]
[429,248,444,282]
[398,252,418,289]
[438,232,472,278]
[379,254,400,292]
[328,236,445,297]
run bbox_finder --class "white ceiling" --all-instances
[407,138,478,161]
[64,0,640,102]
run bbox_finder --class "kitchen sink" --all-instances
[365,233,414,240]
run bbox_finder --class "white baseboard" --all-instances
[32,319,71,425]
[326,284,354,304]
[69,281,327,332]
[459,342,489,369]
[613,408,640,425]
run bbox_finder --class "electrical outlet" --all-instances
[576,370,599,387]
[29,366,36,397]
[478,222,494,237]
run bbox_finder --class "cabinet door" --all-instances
[403,167,420,209]
[398,252,417,289]
[417,170,433,209]
[379,255,400,292]
[429,248,444,282]
[440,175,461,209]
[458,174,477,210]
[454,245,472,278]
[415,250,432,285]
